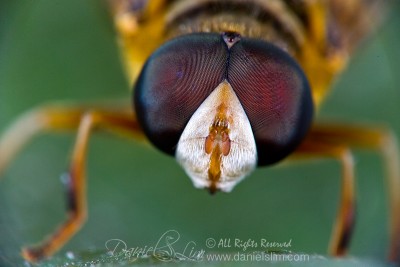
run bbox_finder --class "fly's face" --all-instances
[134,32,313,193]
[176,80,258,193]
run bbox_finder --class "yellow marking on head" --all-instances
[205,103,232,192]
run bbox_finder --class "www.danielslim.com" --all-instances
[205,251,310,262]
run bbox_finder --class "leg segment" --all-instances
[0,105,144,262]
[0,105,144,176]
[294,139,355,257]
[308,123,400,262]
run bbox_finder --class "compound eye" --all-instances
[229,39,314,165]
[134,33,227,155]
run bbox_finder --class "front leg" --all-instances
[294,123,400,262]
[0,104,145,262]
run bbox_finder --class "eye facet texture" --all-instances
[134,34,228,154]
[134,33,313,165]
[229,39,313,165]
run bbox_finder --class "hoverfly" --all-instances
[0,0,399,264]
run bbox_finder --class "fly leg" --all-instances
[293,139,355,257]
[0,104,144,262]
[294,123,400,262]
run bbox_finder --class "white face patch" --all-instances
[176,80,257,193]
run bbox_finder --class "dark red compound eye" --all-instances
[134,33,227,154]
[134,32,314,166]
[228,37,313,165]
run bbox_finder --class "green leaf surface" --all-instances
[1,1,400,267]
[29,250,395,267]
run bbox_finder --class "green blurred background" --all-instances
[0,0,399,266]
